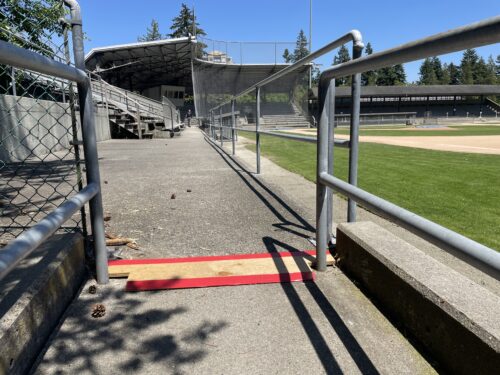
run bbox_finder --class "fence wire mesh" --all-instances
[0,0,86,244]
[192,60,311,128]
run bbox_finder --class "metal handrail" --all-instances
[0,183,99,281]
[318,16,500,86]
[211,30,363,110]
[0,0,109,284]
[315,16,500,275]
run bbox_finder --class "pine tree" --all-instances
[479,56,497,84]
[496,55,500,81]
[282,48,293,63]
[332,45,351,86]
[292,29,309,62]
[431,57,443,83]
[460,48,479,84]
[169,3,206,38]
[441,63,451,85]
[361,42,377,86]
[392,64,407,85]
[138,19,162,42]
[418,58,438,85]
[376,65,406,86]
[448,63,460,85]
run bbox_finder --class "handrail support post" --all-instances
[347,44,363,222]
[316,80,335,271]
[256,86,261,174]
[231,99,236,155]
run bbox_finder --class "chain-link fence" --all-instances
[196,36,295,65]
[0,0,85,244]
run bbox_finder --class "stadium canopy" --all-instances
[85,37,195,92]
[332,85,500,98]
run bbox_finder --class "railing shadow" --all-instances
[204,135,379,374]
[204,136,315,242]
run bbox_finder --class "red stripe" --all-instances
[109,250,318,266]
[125,271,315,291]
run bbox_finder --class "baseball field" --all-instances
[238,124,500,251]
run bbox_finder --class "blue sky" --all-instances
[79,0,499,82]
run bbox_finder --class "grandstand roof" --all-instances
[332,85,500,97]
[85,37,195,92]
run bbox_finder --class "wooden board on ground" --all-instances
[108,250,334,291]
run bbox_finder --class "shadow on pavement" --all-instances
[206,135,379,374]
[31,286,227,374]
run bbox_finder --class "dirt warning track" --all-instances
[284,128,500,155]
[335,134,500,154]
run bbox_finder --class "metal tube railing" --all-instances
[66,0,109,283]
[319,173,500,276]
[319,16,500,85]
[211,30,363,109]
[0,40,87,83]
[316,16,500,276]
[237,128,350,147]
[207,30,363,184]
[0,184,99,281]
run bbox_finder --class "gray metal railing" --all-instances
[206,16,500,278]
[207,30,364,248]
[89,73,181,138]
[315,16,500,275]
[0,0,109,283]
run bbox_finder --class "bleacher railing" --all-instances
[207,16,500,278]
[89,73,181,138]
[0,0,108,283]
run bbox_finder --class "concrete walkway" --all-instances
[34,128,435,374]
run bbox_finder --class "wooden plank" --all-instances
[108,250,334,292]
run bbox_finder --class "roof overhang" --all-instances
[333,85,500,98]
[85,37,195,91]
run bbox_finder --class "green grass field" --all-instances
[330,125,500,137]
[239,130,500,251]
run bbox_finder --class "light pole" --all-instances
[309,0,312,88]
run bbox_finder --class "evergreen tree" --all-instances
[332,45,351,86]
[448,63,461,85]
[418,58,438,85]
[292,29,309,62]
[460,48,479,84]
[496,55,500,81]
[441,63,451,85]
[138,19,162,42]
[431,57,444,83]
[392,64,407,85]
[361,42,377,86]
[282,48,293,63]
[377,65,406,86]
[478,56,497,84]
[169,3,206,38]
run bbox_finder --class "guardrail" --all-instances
[89,73,181,138]
[206,16,500,278]
[0,0,108,283]
[207,30,364,248]
[315,16,500,275]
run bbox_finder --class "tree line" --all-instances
[283,30,499,87]
[137,3,206,42]
[418,50,498,85]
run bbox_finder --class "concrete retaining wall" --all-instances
[0,95,111,162]
[335,221,500,375]
[0,233,86,375]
